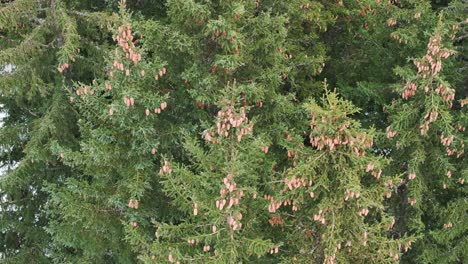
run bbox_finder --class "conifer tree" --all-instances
[267,88,414,263]
[44,0,335,262]
[44,2,171,262]
[0,0,115,262]
[0,0,466,263]
[317,2,467,261]
[128,81,279,263]
[322,0,443,125]
[386,15,467,263]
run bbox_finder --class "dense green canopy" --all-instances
[1,0,466,263]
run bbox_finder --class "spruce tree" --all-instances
[0,0,466,263]
[317,2,467,261]
[44,2,170,262]
[386,16,467,263]
[271,88,415,263]
[0,0,115,262]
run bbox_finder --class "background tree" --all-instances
[386,15,467,263]
[0,0,118,262]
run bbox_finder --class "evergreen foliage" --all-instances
[1,0,466,263]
